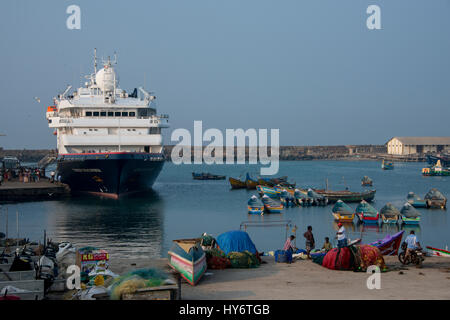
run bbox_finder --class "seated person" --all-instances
[322,237,333,252]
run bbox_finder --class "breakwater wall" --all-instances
[2,145,428,163]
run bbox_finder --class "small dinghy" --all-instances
[400,202,421,225]
[406,192,427,208]
[355,200,379,224]
[261,195,284,213]
[168,238,206,286]
[380,203,400,225]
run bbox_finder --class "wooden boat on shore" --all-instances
[369,231,404,255]
[426,246,450,257]
[355,200,379,224]
[168,238,206,286]
[192,172,226,180]
[314,189,376,203]
[331,200,355,222]
[229,177,246,189]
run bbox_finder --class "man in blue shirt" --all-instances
[404,230,421,262]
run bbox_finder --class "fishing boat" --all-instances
[229,177,246,189]
[293,189,311,206]
[257,176,289,187]
[247,195,264,214]
[245,173,259,190]
[381,159,394,170]
[355,200,379,224]
[307,188,328,206]
[424,188,447,209]
[406,192,427,208]
[361,176,373,186]
[380,203,400,225]
[168,238,206,286]
[400,203,421,225]
[256,185,280,198]
[422,160,450,176]
[314,189,376,203]
[426,246,450,257]
[331,200,355,223]
[369,231,404,255]
[261,196,284,213]
[192,172,226,180]
[279,189,295,207]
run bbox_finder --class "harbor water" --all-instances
[0,161,448,260]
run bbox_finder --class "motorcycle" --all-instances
[398,242,425,267]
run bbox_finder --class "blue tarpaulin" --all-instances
[216,231,257,255]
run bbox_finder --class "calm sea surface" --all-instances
[1,161,449,260]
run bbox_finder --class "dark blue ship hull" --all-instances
[56,152,165,198]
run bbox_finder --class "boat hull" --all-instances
[369,231,404,255]
[356,213,379,224]
[401,216,421,225]
[248,206,264,214]
[56,152,164,198]
[168,240,207,286]
[229,177,246,189]
[426,246,450,257]
[332,213,355,223]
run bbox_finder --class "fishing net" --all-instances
[311,252,326,265]
[355,201,378,217]
[200,234,215,247]
[322,247,354,270]
[400,203,421,218]
[356,245,386,272]
[207,256,231,269]
[108,268,172,300]
[227,251,260,268]
[332,200,353,215]
[424,188,446,200]
[380,203,400,217]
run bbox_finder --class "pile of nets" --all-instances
[355,200,378,217]
[200,233,215,247]
[380,203,400,217]
[205,248,230,269]
[108,268,174,300]
[332,200,353,215]
[400,203,421,218]
[424,188,446,201]
[227,251,260,268]
[321,245,386,272]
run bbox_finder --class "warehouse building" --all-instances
[387,137,450,155]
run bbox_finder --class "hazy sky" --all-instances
[0,0,449,149]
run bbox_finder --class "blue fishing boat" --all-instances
[355,200,379,224]
[261,195,284,213]
[256,185,280,198]
[380,203,400,225]
[247,195,264,214]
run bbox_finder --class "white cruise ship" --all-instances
[46,49,169,198]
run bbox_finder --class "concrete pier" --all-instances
[0,180,70,203]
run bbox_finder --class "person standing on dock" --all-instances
[336,223,347,248]
[304,226,315,259]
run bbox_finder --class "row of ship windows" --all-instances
[85,111,136,117]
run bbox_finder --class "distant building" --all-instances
[386,137,450,155]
